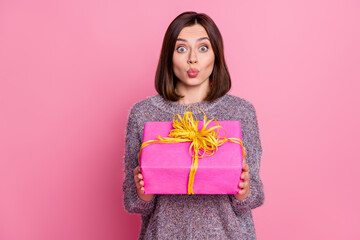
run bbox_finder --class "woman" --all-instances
[123,11,264,239]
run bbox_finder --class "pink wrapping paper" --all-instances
[140,120,244,194]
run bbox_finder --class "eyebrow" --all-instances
[176,37,210,42]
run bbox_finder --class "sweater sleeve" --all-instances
[122,105,156,215]
[229,101,265,215]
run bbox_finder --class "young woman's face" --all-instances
[172,24,215,89]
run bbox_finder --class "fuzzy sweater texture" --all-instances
[122,94,264,240]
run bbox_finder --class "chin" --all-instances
[183,80,206,87]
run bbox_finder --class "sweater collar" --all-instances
[150,94,228,115]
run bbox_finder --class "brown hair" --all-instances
[155,11,232,102]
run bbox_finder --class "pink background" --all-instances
[1,0,359,239]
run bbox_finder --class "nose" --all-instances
[187,50,198,64]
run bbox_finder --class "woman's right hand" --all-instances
[133,152,155,202]
[134,165,145,194]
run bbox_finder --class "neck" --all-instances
[175,81,210,105]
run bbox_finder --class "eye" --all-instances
[199,45,208,52]
[176,46,186,53]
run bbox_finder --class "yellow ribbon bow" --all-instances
[140,106,246,195]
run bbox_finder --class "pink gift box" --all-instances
[140,120,244,194]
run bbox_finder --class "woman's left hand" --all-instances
[234,159,250,201]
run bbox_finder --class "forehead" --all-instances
[177,24,209,39]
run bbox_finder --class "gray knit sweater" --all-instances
[122,94,264,239]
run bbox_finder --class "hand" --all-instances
[134,165,145,194]
[234,159,250,201]
[133,152,154,202]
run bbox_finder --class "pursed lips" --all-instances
[187,68,199,78]
[187,68,199,74]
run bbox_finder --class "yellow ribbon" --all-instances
[140,106,246,195]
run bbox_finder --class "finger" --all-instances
[241,172,250,181]
[135,179,141,189]
[239,181,249,189]
[133,173,143,183]
[238,188,247,195]
[240,171,247,180]
[242,163,249,172]
[133,166,140,175]
[139,187,145,194]
[139,180,144,187]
